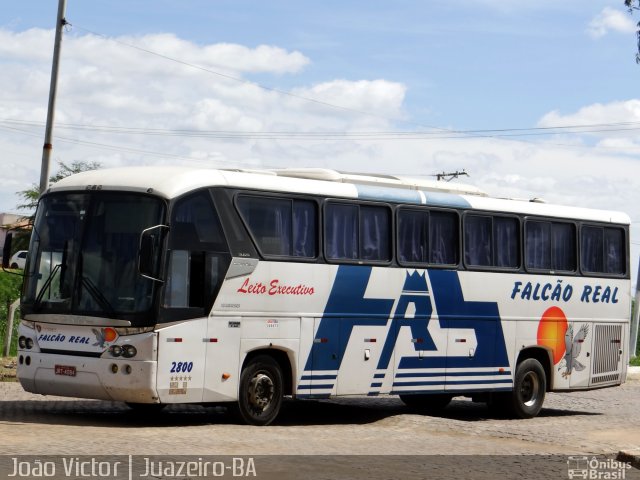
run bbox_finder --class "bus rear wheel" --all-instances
[399,393,452,412]
[236,355,283,426]
[507,358,546,419]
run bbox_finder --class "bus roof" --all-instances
[49,166,630,225]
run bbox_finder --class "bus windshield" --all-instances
[22,192,166,322]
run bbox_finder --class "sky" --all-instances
[0,1,639,285]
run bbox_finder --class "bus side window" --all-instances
[325,202,391,263]
[526,220,576,273]
[397,208,458,266]
[236,195,318,259]
[581,225,625,275]
[464,214,519,269]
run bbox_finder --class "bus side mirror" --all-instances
[2,233,12,269]
[138,225,168,283]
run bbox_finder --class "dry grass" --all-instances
[0,357,17,382]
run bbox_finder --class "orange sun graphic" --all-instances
[536,306,568,365]
[103,328,118,343]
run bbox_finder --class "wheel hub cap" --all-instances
[248,373,274,411]
[521,371,540,407]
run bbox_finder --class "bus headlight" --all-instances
[109,344,137,358]
[25,338,34,349]
[122,345,137,358]
[18,336,26,349]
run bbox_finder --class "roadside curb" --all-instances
[627,366,640,381]
[616,449,640,470]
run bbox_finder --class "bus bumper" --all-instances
[17,352,159,403]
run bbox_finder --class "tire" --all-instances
[399,393,452,412]
[507,358,546,419]
[125,402,166,413]
[236,355,283,426]
[10,263,18,269]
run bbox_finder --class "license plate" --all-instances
[54,365,76,377]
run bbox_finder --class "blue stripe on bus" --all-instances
[395,371,511,378]
[297,384,335,390]
[300,375,337,380]
[355,185,472,209]
[355,185,424,204]
[391,387,513,395]
[392,379,513,387]
[371,382,383,388]
[423,191,472,209]
[373,373,386,379]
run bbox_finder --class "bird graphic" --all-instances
[558,324,589,378]
[92,328,107,348]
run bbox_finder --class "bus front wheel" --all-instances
[236,355,283,426]
[508,358,546,419]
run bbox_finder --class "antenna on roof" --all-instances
[432,169,469,182]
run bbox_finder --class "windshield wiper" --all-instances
[75,252,115,315]
[33,240,71,310]
[34,263,62,308]
[80,275,115,316]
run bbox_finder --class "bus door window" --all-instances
[164,191,231,317]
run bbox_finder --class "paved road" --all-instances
[0,378,638,457]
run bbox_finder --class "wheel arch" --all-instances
[241,347,294,396]
[516,346,554,391]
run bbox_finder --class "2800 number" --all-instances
[170,361,193,373]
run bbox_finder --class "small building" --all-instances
[0,213,30,251]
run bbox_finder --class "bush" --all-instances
[0,271,23,356]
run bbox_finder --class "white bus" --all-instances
[8,167,630,425]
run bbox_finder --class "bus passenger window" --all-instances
[326,202,391,262]
[325,203,358,260]
[581,225,625,275]
[430,211,458,265]
[526,220,576,273]
[465,214,519,269]
[494,217,519,268]
[360,206,391,261]
[397,209,458,266]
[525,221,551,270]
[552,223,576,271]
[464,215,492,267]
[398,210,428,263]
[237,196,317,258]
[604,228,625,274]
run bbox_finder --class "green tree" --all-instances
[625,0,640,63]
[16,160,101,223]
[13,160,101,252]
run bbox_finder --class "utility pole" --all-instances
[39,0,67,194]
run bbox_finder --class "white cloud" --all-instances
[587,7,637,39]
[539,99,640,126]
[0,28,405,213]
[1,26,639,255]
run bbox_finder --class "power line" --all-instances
[0,123,278,170]
[3,118,640,141]
[49,24,640,149]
